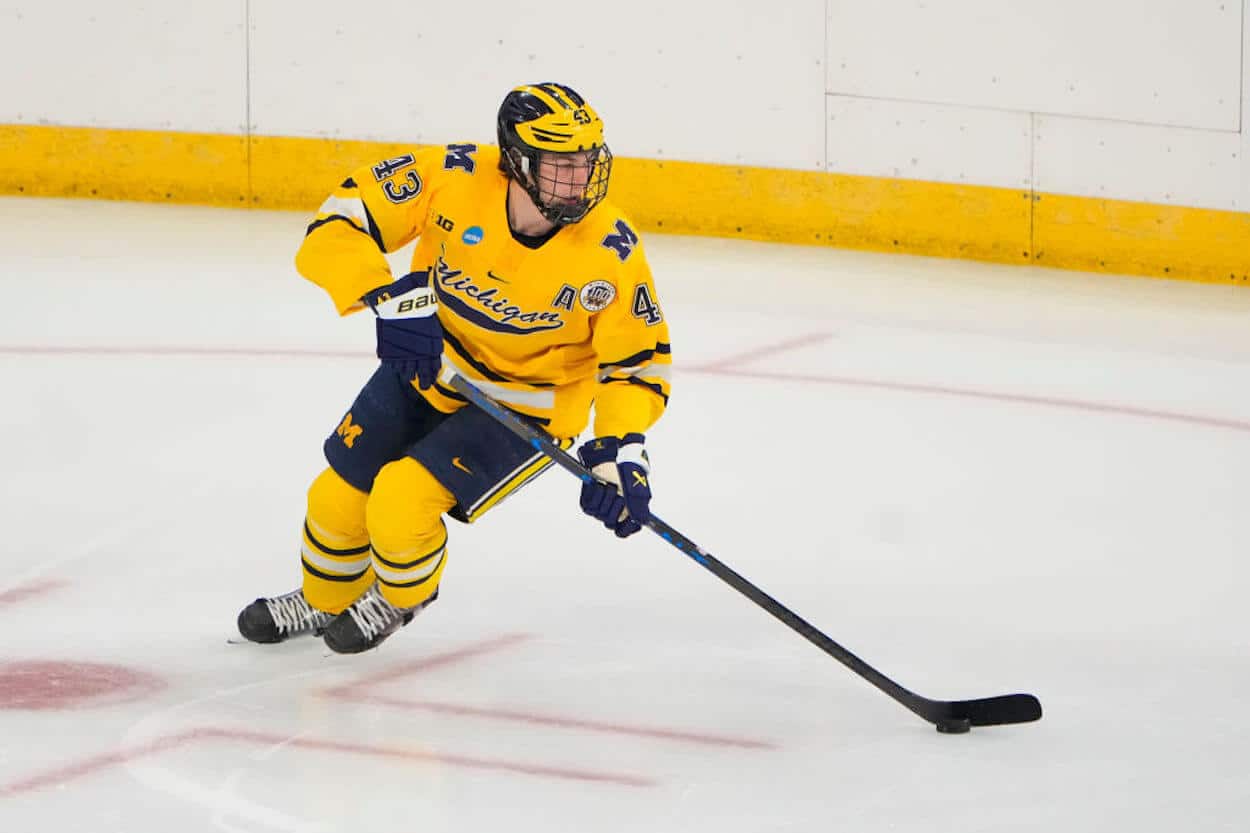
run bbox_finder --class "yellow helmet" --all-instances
[496,83,613,225]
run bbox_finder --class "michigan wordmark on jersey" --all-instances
[295,143,672,440]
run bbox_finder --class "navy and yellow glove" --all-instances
[361,270,442,390]
[577,433,651,538]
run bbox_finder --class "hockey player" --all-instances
[237,83,672,654]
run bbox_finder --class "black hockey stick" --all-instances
[446,371,1042,733]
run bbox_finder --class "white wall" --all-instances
[249,0,827,170]
[0,3,248,132]
[1,0,1246,211]
[825,0,1248,211]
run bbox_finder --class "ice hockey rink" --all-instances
[1,195,1248,832]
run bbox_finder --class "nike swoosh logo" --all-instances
[452,457,472,474]
[486,270,510,283]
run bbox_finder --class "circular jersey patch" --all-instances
[579,280,616,312]
[461,225,484,245]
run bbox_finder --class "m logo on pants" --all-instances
[336,414,363,448]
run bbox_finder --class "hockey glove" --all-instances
[577,433,651,538]
[361,270,442,390]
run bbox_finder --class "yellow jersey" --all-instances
[295,143,672,440]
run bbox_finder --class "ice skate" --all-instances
[322,585,436,654]
[237,588,334,644]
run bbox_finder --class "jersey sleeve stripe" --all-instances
[597,342,672,370]
[304,214,368,237]
[315,193,367,223]
[598,348,654,370]
[603,375,670,404]
[308,190,387,252]
[599,363,672,384]
[360,200,387,252]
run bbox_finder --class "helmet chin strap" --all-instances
[513,154,548,214]
[506,173,562,235]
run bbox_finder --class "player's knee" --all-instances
[307,466,369,541]
[366,457,455,552]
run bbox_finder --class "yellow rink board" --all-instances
[2,124,1247,285]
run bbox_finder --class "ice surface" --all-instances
[1,197,1248,832]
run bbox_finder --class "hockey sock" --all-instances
[301,467,374,613]
[367,457,455,608]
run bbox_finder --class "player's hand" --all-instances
[577,433,651,538]
[361,271,442,390]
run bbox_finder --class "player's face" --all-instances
[535,151,594,207]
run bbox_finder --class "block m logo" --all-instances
[336,414,364,448]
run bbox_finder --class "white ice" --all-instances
[1,197,1248,832]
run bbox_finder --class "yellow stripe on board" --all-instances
[1,124,1247,285]
[1034,192,1250,284]
[611,158,1032,265]
[0,124,248,205]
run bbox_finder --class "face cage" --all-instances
[512,146,613,225]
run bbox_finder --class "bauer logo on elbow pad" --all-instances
[374,287,438,319]
[397,295,433,314]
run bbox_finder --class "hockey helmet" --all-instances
[497,82,612,225]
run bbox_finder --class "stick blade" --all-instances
[912,692,1042,728]
[955,693,1043,727]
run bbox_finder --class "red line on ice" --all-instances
[2,341,1244,435]
[322,632,532,696]
[0,730,196,798]
[0,727,654,797]
[327,633,775,749]
[697,366,1250,434]
[343,696,778,749]
[0,579,67,608]
[691,332,836,372]
[0,345,362,360]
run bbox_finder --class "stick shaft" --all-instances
[444,372,933,716]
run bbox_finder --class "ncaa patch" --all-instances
[462,225,484,245]
[579,280,616,312]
